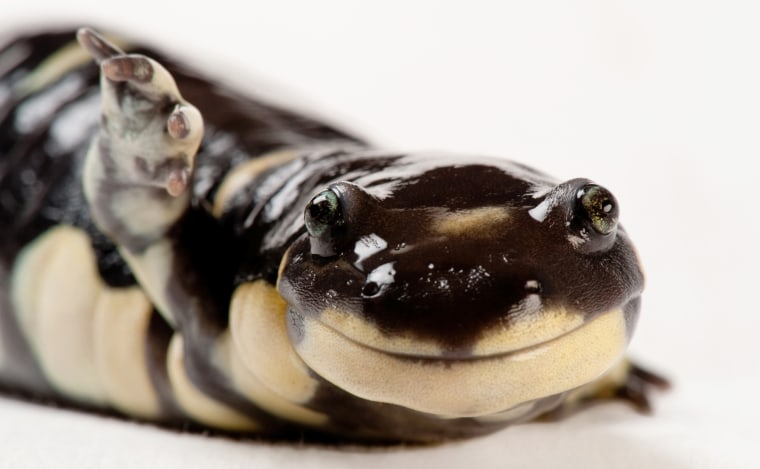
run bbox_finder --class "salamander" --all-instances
[0,28,668,443]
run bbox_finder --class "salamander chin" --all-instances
[286,306,629,417]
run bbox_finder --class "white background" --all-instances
[2,1,759,467]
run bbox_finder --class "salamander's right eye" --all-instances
[305,190,343,237]
[304,189,345,257]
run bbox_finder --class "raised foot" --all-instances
[77,27,203,198]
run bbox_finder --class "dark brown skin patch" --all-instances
[144,310,183,421]
[279,175,644,352]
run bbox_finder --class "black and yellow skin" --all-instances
[0,28,667,443]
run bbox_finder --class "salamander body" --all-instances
[0,28,666,443]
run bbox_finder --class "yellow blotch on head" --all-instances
[432,206,511,238]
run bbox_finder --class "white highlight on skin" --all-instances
[212,149,298,218]
[528,198,552,223]
[295,308,627,417]
[47,91,100,154]
[261,159,310,223]
[348,153,555,200]
[525,280,540,291]
[14,73,84,134]
[353,233,388,270]
[0,42,30,78]
[365,262,396,295]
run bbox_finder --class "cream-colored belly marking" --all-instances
[166,334,258,431]
[212,149,298,218]
[229,281,321,405]
[93,287,161,419]
[216,330,327,426]
[119,242,178,327]
[11,226,107,404]
[11,225,164,415]
[294,308,628,417]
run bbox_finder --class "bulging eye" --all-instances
[304,189,345,257]
[577,184,619,235]
[305,189,343,237]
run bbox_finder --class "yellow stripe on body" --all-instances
[217,330,327,427]
[11,226,108,404]
[93,286,162,419]
[12,35,129,100]
[166,334,259,431]
[212,149,298,219]
[10,226,161,417]
[227,281,327,426]
[431,206,512,238]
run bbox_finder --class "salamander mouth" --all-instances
[286,307,630,417]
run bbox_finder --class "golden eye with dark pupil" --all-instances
[578,184,618,235]
[305,190,342,237]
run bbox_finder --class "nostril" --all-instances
[362,282,380,297]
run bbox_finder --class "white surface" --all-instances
[2,1,759,468]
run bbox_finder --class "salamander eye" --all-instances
[305,190,343,237]
[304,189,345,257]
[577,184,618,235]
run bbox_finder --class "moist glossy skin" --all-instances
[282,169,642,352]
[0,28,656,443]
[276,155,644,417]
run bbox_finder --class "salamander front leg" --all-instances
[78,28,203,248]
[78,28,204,326]
[76,30,277,430]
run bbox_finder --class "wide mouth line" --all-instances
[292,308,590,363]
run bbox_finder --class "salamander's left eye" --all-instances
[305,190,343,237]
[577,184,618,235]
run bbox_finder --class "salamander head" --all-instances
[277,155,643,418]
